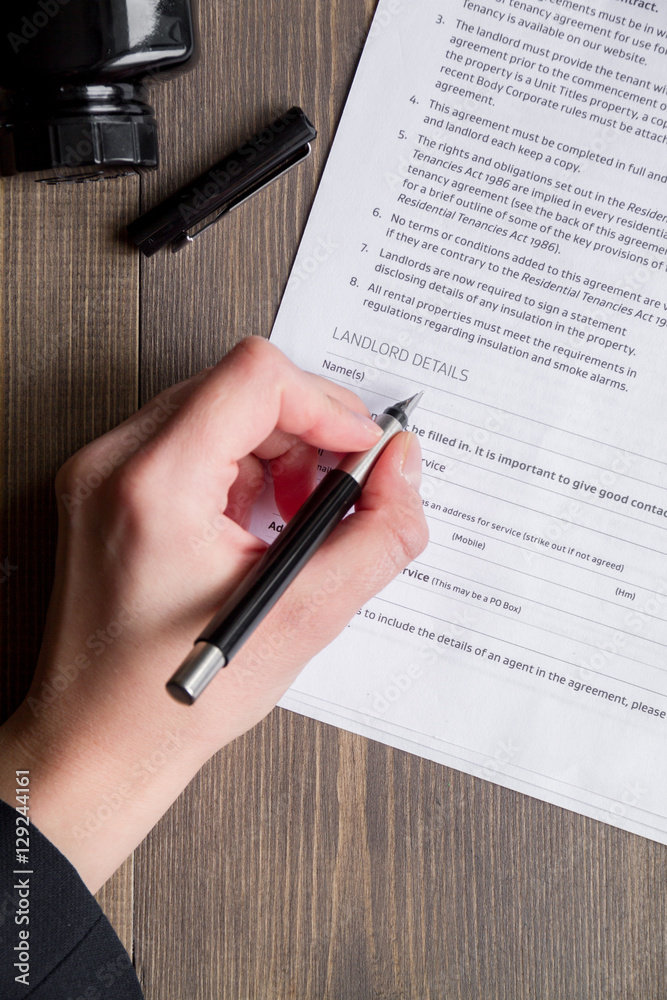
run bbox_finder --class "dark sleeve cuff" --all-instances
[0,798,145,999]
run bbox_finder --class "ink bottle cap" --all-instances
[0,0,197,177]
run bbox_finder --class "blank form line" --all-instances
[428,470,667,558]
[332,355,665,492]
[428,513,667,604]
[423,455,667,535]
[413,558,667,649]
[425,533,667,625]
[397,575,666,672]
[423,409,665,494]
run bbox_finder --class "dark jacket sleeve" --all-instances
[0,798,145,999]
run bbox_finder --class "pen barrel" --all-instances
[200,468,362,660]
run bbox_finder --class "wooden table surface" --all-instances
[2,1,665,997]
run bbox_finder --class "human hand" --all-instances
[0,337,428,893]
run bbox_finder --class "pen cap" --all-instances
[0,0,198,177]
[127,106,317,255]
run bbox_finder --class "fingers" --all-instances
[222,441,320,528]
[106,364,369,465]
[56,338,381,532]
[59,342,372,484]
[125,338,382,507]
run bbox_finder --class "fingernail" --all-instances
[353,411,383,436]
[400,433,422,491]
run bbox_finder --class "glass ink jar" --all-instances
[0,0,197,177]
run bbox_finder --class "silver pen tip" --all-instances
[393,390,424,420]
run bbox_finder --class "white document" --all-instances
[262,0,667,842]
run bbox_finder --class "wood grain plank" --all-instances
[0,172,140,710]
[0,170,141,946]
[95,855,135,958]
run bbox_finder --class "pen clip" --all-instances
[171,141,313,252]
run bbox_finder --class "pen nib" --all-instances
[393,391,424,420]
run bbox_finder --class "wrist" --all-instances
[0,698,211,894]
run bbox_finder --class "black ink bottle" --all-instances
[0,0,197,178]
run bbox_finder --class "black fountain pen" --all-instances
[166,390,423,704]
